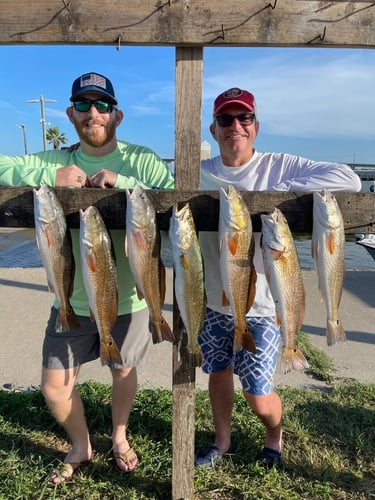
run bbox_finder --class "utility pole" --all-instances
[16,124,28,154]
[27,94,57,151]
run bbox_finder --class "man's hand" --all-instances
[55,165,87,188]
[87,169,117,188]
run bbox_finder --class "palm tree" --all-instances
[46,126,68,150]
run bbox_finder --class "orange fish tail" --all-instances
[55,306,80,333]
[150,317,174,344]
[326,319,346,346]
[100,337,123,366]
[241,328,256,354]
[281,347,310,375]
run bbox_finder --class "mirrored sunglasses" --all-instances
[72,99,116,113]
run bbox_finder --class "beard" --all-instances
[74,118,117,148]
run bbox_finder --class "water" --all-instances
[1,227,374,270]
[1,180,374,269]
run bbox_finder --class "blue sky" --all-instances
[1,45,375,164]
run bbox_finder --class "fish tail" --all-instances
[281,347,310,375]
[326,319,346,346]
[187,340,203,367]
[233,327,243,353]
[100,337,123,366]
[150,317,175,344]
[241,328,257,354]
[233,326,256,353]
[55,306,80,333]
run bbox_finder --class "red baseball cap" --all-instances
[213,87,256,116]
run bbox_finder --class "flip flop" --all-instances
[113,447,139,473]
[48,458,93,487]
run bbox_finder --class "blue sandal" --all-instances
[194,444,235,467]
[256,447,282,470]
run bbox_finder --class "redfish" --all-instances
[33,184,80,333]
[125,186,174,344]
[80,205,122,366]
[261,207,309,374]
[312,189,346,346]
[169,203,206,367]
[219,184,257,353]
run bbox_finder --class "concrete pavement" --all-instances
[0,265,374,391]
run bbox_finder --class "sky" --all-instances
[1,45,375,165]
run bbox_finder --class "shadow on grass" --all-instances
[0,382,374,498]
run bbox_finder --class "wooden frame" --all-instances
[1,2,375,498]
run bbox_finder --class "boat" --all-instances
[355,233,375,261]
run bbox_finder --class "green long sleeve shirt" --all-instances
[0,140,175,316]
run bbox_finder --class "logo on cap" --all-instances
[223,88,243,99]
[80,73,107,90]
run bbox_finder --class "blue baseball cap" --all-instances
[70,72,118,104]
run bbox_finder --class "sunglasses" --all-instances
[72,99,116,113]
[215,112,256,127]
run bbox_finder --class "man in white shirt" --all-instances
[195,87,361,469]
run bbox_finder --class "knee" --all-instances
[243,391,281,418]
[40,370,73,403]
[110,366,135,382]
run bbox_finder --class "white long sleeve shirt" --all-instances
[199,151,361,317]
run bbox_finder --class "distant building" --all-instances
[200,140,211,160]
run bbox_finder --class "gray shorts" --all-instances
[43,307,150,370]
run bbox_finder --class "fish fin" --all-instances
[296,287,306,332]
[219,237,223,256]
[45,226,54,248]
[86,253,97,273]
[159,259,166,306]
[100,336,123,366]
[133,229,147,251]
[135,285,144,301]
[46,279,54,293]
[227,233,239,256]
[55,306,81,333]
[222,290,230,307]
[89,307,96,322]
[274,312,281,327]
[150,317,174,344]
[326,319,346,346]
[179,253,189,270]
[246,265,257,312]
[241,327,257,354]
[325,231,335,255]
[281,347,309,375]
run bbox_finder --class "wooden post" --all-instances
[172,46,203,500]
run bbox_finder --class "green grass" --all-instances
[0,380,374,499]
[0,336,374,499]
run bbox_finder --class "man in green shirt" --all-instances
[0,72,174,485]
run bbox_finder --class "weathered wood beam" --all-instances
[171,46,203,500]
[1,1,375,48]
[1,188,374,234]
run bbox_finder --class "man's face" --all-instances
[210,103,259,160]
[67,92,121,148]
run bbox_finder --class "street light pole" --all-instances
[16,124,28,154]
[27,94,57,151]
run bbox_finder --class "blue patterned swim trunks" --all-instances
[198,308,280,395]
